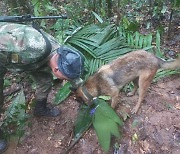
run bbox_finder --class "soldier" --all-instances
[0,22,84,153]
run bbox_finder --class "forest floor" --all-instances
[3,74,180,154]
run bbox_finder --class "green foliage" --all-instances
[93,98,123,151]
[52,19,74,44]
[156,30,163,57]
[31,0,58,28]
[74,105,93,140]
[121,17,140,32]
[172,0,180,8]
[54,82,71,105]
[92,11,104,23]
[65,23,134,78]
[65,104,93,153]
[126,31,153,50]
[72,98,123,152]
[123,81,134,93]
[3,79,11,88]
[118,26,163,55]
[1,90,30,139]
[31,0,58,16]
[154,69,180,82]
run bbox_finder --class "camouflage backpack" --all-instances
[0,22,60,71]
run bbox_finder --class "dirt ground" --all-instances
[3,74,180,154]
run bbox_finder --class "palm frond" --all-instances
[65,23,134,76]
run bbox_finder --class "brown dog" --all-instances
[76,50,180,113]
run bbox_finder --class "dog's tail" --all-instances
[158,56,180,70]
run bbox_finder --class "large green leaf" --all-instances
[93,116,111,151]
[54,82,71,105]
[65,105,93,153]
[95,98,123,125]
[93,98,123,151]
[74,105,93,140]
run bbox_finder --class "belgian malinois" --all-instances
[76,50,180,113]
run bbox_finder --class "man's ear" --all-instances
[54,67,59,72]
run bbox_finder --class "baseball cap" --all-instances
[57,46,84,79]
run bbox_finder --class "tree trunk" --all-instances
[106,0,112,17]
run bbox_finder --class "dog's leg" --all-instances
[127,78,139,97]
[110,87,120,109]
[132,70,157,114]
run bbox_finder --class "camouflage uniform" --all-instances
[0,22,60,107]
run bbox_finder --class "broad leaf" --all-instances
[93,98,123,151]
[95,98,123,125]
[74,105,93,140]
[54,82,71,105]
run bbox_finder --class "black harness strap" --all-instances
[81,86,94,104]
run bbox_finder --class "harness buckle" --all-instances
[11,53,20,63]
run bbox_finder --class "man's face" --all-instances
[49,53,69,80]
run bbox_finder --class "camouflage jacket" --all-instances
[0,22,60,72]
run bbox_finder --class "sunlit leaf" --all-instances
[156,30,163,57]
[92,11,103,23]
[135,32,140,47]
[139,35,144,48]
[161,5,168,14]
[98,95,111,100]
[147,34,152,47]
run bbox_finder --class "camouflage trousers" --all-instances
[0,65,53,110]
[30,67,53,101]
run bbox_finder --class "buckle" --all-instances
[11,53,20,63]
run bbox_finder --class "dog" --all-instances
[76,50,180,114]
